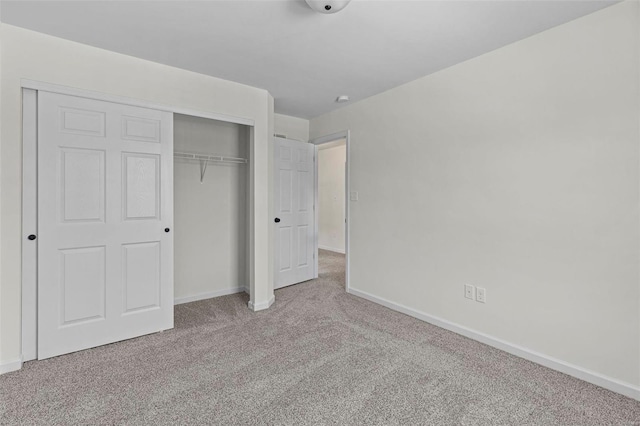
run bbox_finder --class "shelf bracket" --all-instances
[199,159,209,184]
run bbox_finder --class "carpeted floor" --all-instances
[1,249,640,425]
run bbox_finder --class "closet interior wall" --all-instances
[174,114,249,302]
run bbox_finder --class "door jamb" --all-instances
[310,130,350,291]
[22,89,38,362]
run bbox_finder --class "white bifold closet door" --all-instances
[37,91,173,360]
[274,137,315,289]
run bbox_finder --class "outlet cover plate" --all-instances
[464,284,475,300]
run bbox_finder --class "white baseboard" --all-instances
[0,356,23,375]
[347,287,640,401]
[318,245,346,254]
[174,287,247,305]
[248,295,275,312]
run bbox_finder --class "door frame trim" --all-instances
[21,79,255,126]
[21,80,258,362]
[22,89,38,362]
[310,130,350,291]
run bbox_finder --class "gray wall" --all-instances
[310,2,640,387]
[274,113,309,142]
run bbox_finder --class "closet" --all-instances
[173,114,250,303]
[22,87,254,362]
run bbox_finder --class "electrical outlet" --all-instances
[464,284,475,300]
[476,287,486,303]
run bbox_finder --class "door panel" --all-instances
[279,169,293,212]
[60,107,106,137]
[60,148,106,222]
[122,116,161,143]
[123,153,160,220]
[60,246,106,325]
[297,225,309,267]
[298,170,309,208]
[38,91,173,360]
[274,137,315,289]
[122,242,161,313]
[279,226,292,272]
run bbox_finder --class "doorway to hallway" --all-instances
[311,131,350,292]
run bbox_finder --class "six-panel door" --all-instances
[274,137,315,289]
[37,91,173,359]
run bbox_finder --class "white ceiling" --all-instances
[1,0,616,118]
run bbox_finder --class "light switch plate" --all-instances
[476,287,486,303]
[350,191,359,201]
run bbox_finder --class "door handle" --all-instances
[165,228,170,233]
[27,234,37,241]
[274,218,281,223]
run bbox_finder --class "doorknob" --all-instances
[165,228,170,233]
[27,234,37,241]
[274,218,281,223]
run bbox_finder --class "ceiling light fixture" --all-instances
[305,0,352,14]
[336,95,350,103]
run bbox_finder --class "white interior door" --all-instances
[274,137,315,289]
[37,91,173,359]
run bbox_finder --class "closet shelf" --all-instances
[174,151,247,184]
[174,151,248,165]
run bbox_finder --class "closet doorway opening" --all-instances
[312,131,350,291]
[21,82,259,362]
[173,114,250,305]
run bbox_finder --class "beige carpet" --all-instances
[1,249,639,425]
